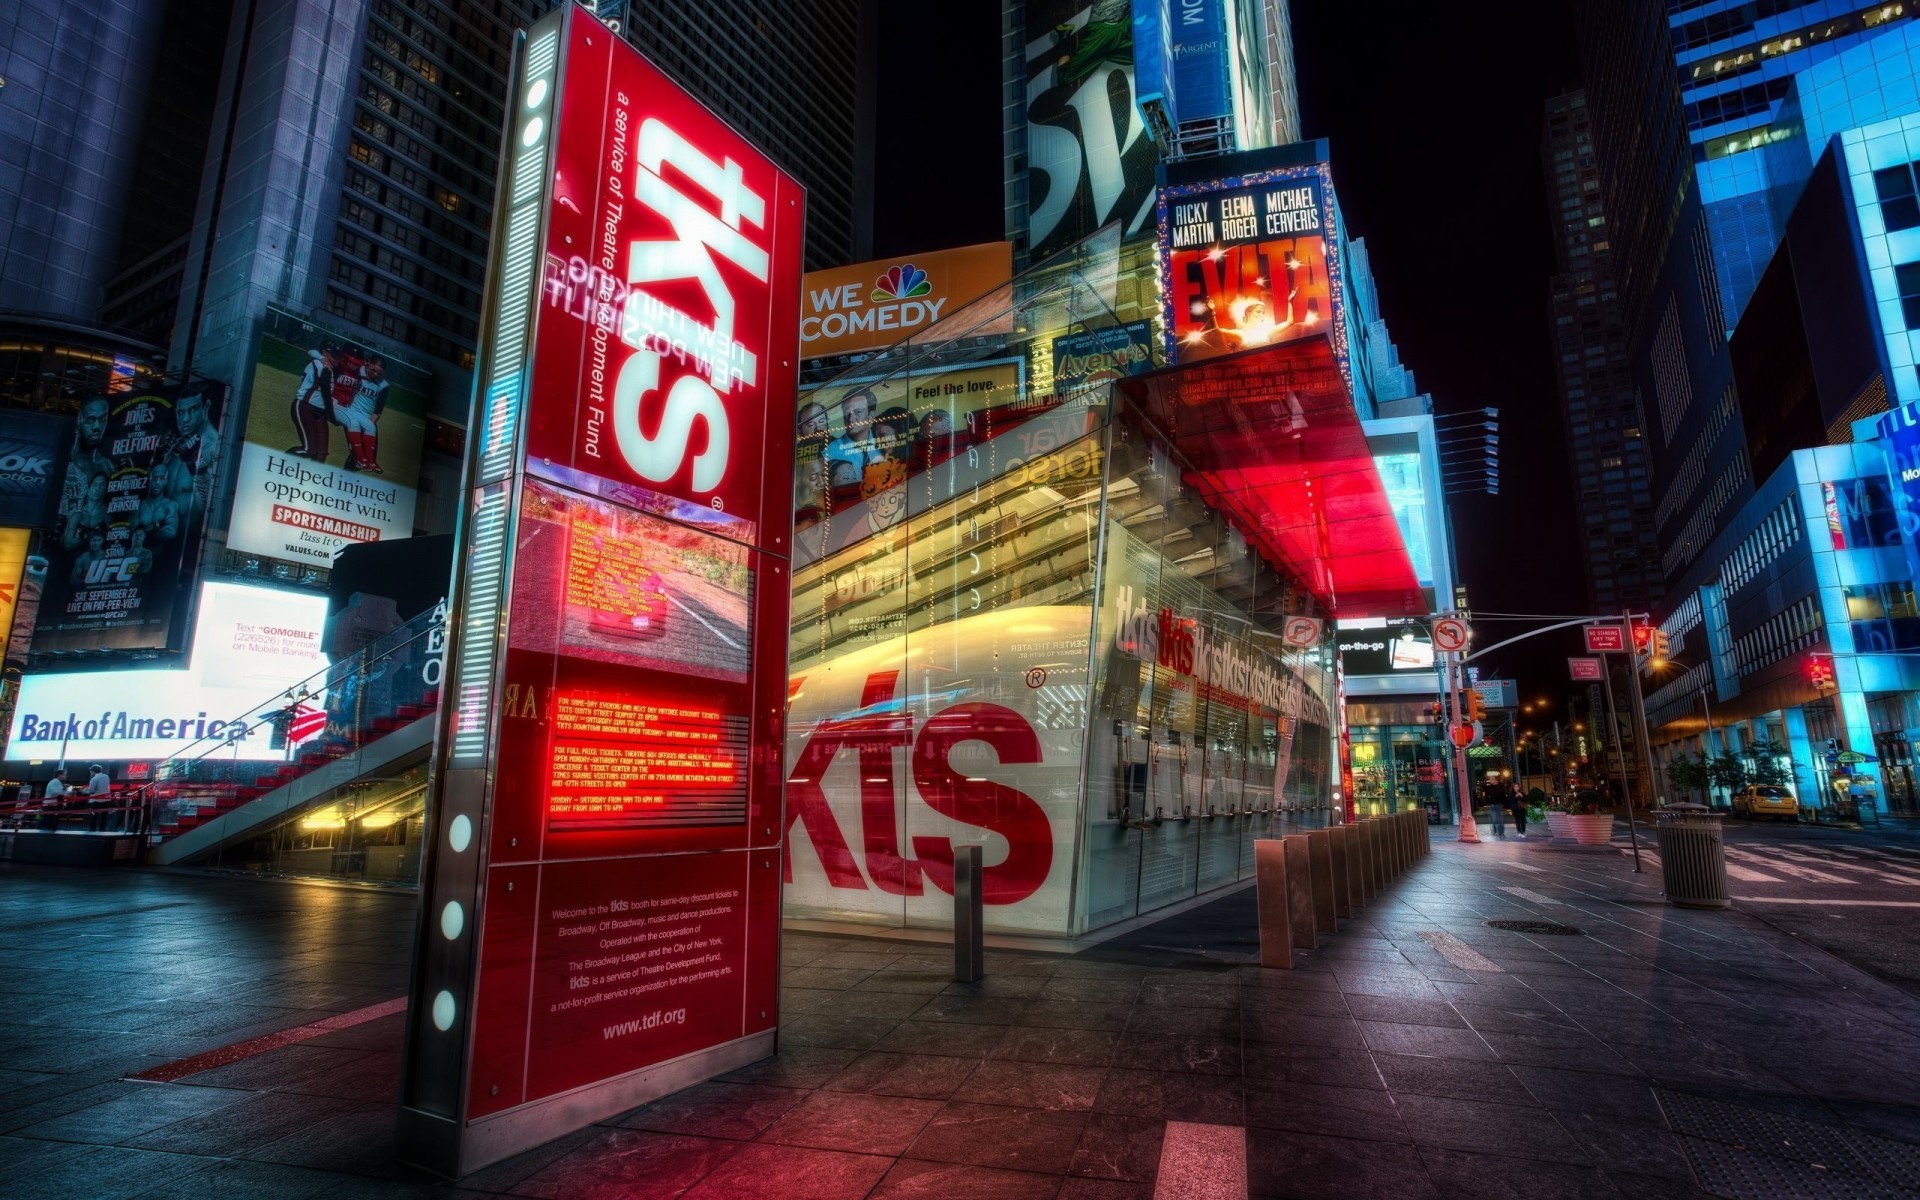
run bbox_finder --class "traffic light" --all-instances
[1465,689,1487,722]
[1808,654,1835,692]
[1650,630,1671,664]
[1631,622,1652,655]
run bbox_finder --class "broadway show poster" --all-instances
[34,383,227,655]
[1158,171,1335,364]
[1022,0,1159,261]
[229,306,431,567]
[1051,320,1156,397]
[794,359,1026,548]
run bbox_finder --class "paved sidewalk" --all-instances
[4,834,1920,1198]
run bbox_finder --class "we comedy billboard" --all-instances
[799,242,1011,359]
[34,383,226,655]
[1157,163,1341,366]
[399,7,802,1176]
[229,307,430,566]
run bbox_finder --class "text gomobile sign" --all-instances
[399,7,801,1177]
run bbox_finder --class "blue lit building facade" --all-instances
[1673,0,1917,331]
[1645,30,1920,816]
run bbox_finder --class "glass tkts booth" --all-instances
[783,229,1423,939]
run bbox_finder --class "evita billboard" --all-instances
[398,7,802,1176]
[1156,164,1341,367]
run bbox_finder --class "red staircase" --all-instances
[152,688,439,839]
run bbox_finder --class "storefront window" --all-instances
[784,228,1336,938]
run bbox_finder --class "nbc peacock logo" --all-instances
[871,263,932,303]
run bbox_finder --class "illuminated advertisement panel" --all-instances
[33,382,226,655]
[799,242,1012,359]
[0,411,68,528]
[1871,400,1920,586]
[6,580,329,761]
[1156,165,1341,368]
[229,307,432,567]
[400,7,801,1177]
[1022,0,1160,261]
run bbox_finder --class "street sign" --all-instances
[1432,616,1470,653]
[1472,678,1517,709]
[1568,657,1603,681]
[1583,625,1627,654]
[1281,615,1324,648]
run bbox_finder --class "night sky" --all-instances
[874,3,1590,704]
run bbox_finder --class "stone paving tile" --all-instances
[612,1080,811,1139]
[959,1060,1106,1111]
[1245,1130,1439,1200]
[904,1101,1087,1174]
[11,834,1920,1197]
[514,1127,742,1199]
[758,1090,943,1156]
[869,1157,1064,1199]
[1068,1112,1163,1182]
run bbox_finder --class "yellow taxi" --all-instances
[1731,784,1798,822]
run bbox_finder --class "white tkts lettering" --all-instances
[611,119,770,494]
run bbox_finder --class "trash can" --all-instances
[1655,804,1729,910]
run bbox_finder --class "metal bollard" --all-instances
[1304,828,1337,933]
[1327,825,1353,917]
[1282,835,1317,950]
[1254,840,1293,969]
[954,843,984,982]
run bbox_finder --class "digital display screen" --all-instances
[547,690,748,829]
[510,479,753,833]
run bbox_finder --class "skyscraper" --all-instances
[1543,91,1663,614]
[167,0,873,575]
[1673,1,1917,329]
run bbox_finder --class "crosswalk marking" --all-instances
[1723,860,1785,883]
[1725,848,1853,884]
[1499,885,1563,906]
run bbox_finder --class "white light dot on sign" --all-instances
[449,814,472,852]
[525,79,548,109]
[432,990,457,1031]
[441,901,464,940]
[522,117,544,147]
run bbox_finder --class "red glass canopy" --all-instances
[1117,334,1426,619]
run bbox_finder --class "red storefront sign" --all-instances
[400,6,801,1176]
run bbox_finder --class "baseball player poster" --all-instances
[229,306,432,567]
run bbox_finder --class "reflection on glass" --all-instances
[785,226,1339,939]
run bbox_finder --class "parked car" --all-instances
[1731,784,1798,821]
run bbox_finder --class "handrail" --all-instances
[135,604,446,837]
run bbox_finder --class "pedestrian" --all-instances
[86,764,112,831]
[1486,784,1506,836]
[41,768,68,830]
[1510,785,1529,836]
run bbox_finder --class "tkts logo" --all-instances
[604,121,766,495]
[530,18,801,535]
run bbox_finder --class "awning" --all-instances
[1117,334,1425,619]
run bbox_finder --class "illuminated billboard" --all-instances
[0,411,68,528]
[1156,164,1341,367]
[32,382,226,656]
[400,7,802,1177]
[6,580,329,761]
[228,307,432,567]
[1022,0,1160,261]
[800,242,1012,359]
[1335,617,1433,676]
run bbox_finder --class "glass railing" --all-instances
[141,602,446,839]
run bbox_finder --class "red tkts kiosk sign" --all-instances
[398,6,802,1176]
